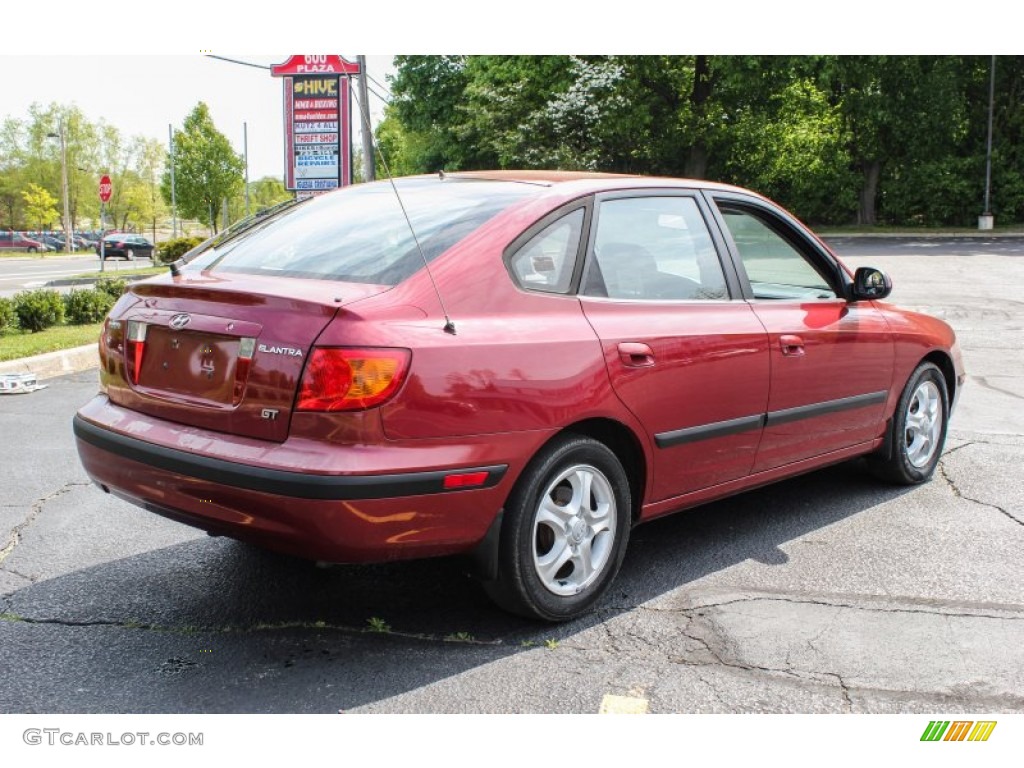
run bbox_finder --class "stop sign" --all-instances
[99,175,112,203]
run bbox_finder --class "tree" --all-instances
[161,103,244,233]
[21,183,59,232]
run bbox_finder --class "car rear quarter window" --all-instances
[207,179,537,286]
[508,208,585,294]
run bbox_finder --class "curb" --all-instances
[0,343,99,381]
[819,231,1024,239]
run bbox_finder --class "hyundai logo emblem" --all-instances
[169,313,191,330]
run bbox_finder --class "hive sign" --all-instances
[271,55,362,194]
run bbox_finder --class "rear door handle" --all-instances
[618,342,656,367]
[780,334,805,357]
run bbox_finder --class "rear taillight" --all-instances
[232,337,257,405]
[296,347,410,412]
[125,320,147,384]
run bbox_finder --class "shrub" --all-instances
[95,277,129,300]
[0,297,15,333]
[63,288,115,325]
[156,236,204,265]
[13,289,65,333]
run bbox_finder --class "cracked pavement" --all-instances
[1,238,1023,713]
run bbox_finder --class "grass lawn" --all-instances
[0,250,72,259]
[0,322,102,362]
[70,265,164,279]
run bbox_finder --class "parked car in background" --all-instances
[73,172,964,621]
[0,231,45,252]
[39,235,66,252]
[98,234,154,260]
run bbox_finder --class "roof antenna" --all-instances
[344,64,456,335]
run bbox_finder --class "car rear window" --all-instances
[201,178,538,286]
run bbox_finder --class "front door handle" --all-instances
[618,342,656,367]
[780,334,805,357]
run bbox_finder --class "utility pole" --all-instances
[243,122,251,217]
[357,55,375,182]
[169,124,179,238]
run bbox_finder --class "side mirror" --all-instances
[851,266,892,301]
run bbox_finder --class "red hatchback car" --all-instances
[74,172,964,620]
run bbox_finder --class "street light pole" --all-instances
[48,117,73,255]
[980,55,996,231]
[169,124,179,238]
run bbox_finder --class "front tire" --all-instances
[867,362,949,485]
[483,434,631,621]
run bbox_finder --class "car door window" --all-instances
[717,206,836,300]
[584,196,727,301]
[508,208,584,294]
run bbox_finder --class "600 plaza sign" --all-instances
[271,56,361,193]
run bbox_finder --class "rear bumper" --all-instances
[72,398,536,563]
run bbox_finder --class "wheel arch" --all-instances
[469,416,648,582]
[876,352,954,465]
[921,349,957,407]
[557,417,648,522]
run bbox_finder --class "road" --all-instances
[0,254,154,297]
[0,237,1022,714]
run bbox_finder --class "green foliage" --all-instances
[161,103,245,233]
[0,296,15,333]
[157,236,204,264]
[95,277,128,300]
[366,617,391,633]
[63,288,115,325]
[20,183,59,230]
[381,55,1024,226]
[13,289,64,333]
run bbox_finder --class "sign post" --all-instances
[271,56,361,198]
[98,175,112,273]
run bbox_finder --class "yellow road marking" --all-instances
[599,694,649,714]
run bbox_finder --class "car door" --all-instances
[578,191,770,502]
[707,194,894,473]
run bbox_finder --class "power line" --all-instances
[367,84,391,106]
[367,73,392,99]
[205,55,271,71]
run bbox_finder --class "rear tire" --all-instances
[867,362,948,485]
[483,434,631,621]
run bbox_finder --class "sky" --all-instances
[1,56,395,182]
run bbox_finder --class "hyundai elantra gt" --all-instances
[73,171,964,621]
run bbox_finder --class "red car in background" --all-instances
[73,172,964,621]
[0,231,45,252]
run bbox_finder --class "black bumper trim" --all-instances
[73,415,507,501]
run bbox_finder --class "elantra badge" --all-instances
[257,343,303,357]
[169,313,191,330]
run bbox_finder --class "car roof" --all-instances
[440,169,763,199]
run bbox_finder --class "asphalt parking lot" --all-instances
[1,237,1022,714]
